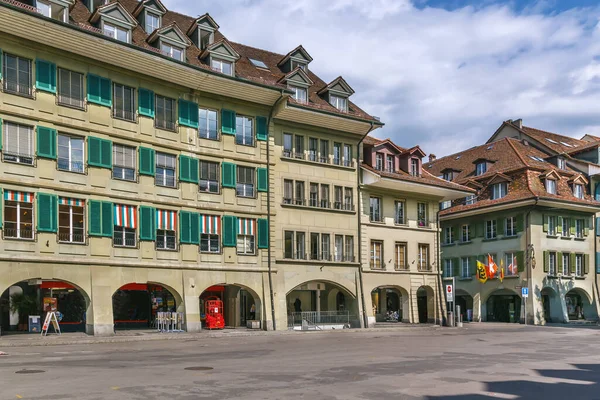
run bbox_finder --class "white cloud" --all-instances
[164,0,600,156]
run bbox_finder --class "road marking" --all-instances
[16,395,22,399]
[111,387,120,390]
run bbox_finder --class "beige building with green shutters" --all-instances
[0,0,381,334]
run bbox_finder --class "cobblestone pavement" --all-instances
[0,324,599,399]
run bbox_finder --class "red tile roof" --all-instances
[520,126,586,154]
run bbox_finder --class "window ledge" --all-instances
[459,277,473,281]
[441,243,455,247]
[574,276,586,280]
[58,241,87,246]
[546,234,559,239]
[458,241,472,245]
[281,202,355,214]
[276,259,359,267]
[560,236,572,240]
[280,155,355,171]
[503,275,520,279]
[501,234,520,240]
[482,238,498,242]
[574,237,586,241]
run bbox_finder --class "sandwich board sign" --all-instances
[41,312,61,336]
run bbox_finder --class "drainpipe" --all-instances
[266,90,287,331]
[357,122,376,329]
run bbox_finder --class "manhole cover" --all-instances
[16,370,45,374]
[185,366,213,371]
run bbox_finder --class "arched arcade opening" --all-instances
[565,288,597,321]
[112,283,179,330]
[484,289,521,323]
[199,284,262,329]
[417,286,435,323]
[370,286,410,323]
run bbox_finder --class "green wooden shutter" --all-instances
[596,253,600,274]
[139,206,156,241]
[516,251,525,272]
[256,116,268,141]
[88,137,112,169]
[584,254,590,274]
[469,257,477,276]
[179,211,199,244]
[222,215,237,247]
[0,188,3,228]
[139,147,155,176]
[178,99,199,129]
[138,88,155,118]
[453,258,460,276]
[497,218,504,236]
[257,167,268,192]
[35,59,56,94]
[190,213,199,245]
[596,217,600,236]
[570,219,576,236]
[179,155,199,184]
[0,49,2,81]
[101,201,113,237]
[36,126,57,159]
[222,162,236,188]
[543,251,549,273]
[584,218,590,236]
[88,200,102,236]
[451,226,458,243]
[557,252,563,272]
[516,214,524,232]
[570,253,576,274]
[0,118,3,150]
[542,214,548,232]
[257,218,268,249]
[87,74,111,107]
[37,193,57,232]
[557,216,563,234]
[221,109,236,135]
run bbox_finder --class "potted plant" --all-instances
[9,293,38,331]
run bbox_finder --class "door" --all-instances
[417,294,428,323]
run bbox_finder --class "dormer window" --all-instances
[545,179,557,195]
[574,184,584,199]
[476,162,487,176]
[375,153,383,171]
[386,155,394,173]
[290,86,307,103]
[491,182,507,200]
[161,42,183,61]
[465,195,476,205]
[442,171,453,181]
[86,0,107,13]
[557,157,566,170]
[36,0,68,22]
[103,23,129,43]
[291,60,307,71]
[410,158,420,177]
[330,94,347,112]
[211,59,233,76]
[145,12,160,34]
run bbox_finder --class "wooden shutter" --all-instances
[497,217,504,236]
[256,116,268,141]
[584,218,590,236]
[0,49,2,81]
[542,214,548,232]
[596,253,600,274]
[557,252,563,272]
[0,118,2,150]
[179,211,199,244]
[88,137,112,169]
[139,206,156,241]
[37,193,57,232]
[596,217,600,236]
[570,253,576,274]
[88,200,102,236]
[257,218,268,249]
[516,251,525,272]
[36,126,57,159]
[221,109,236,135]
[178,99,199,129]
[543,251,549,273]
[584,254,590,274]
[139,147,155,176]
[222,162,236,188]
[0,188,3,228]
[469,257,477,276]
[87,74,112,107]
[138,88,155,118]
[35,59,56,94]
[257,167,268,192]
[222,215,237,247]
[179,155,199,184]
[516,214,524,232]
[101,201,113,237]
[557,216,563,234]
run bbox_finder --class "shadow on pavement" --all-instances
[426,364,600,400]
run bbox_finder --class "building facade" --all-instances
[359,137,473,327]
[0,0,382,334]
[426,121,600,325]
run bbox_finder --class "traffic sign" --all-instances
[446,284,454,302]
[522,287,529,298]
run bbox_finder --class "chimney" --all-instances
[512,118,523,129]
[429,154,436,163]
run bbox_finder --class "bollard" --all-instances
[456,305,463,328]
[447,311,455,327]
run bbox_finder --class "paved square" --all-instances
[1,324,599,399]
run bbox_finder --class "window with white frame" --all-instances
[370,240,383,269]
[418,244,430,270]
[492,182,508,200]
[199,108,218,140]
[200,215,220,253]
[155,95,176,131]
[319,140,329,163]
[440,200,451,210]
[320,184,329,208]
[211,58,233,75]
[557,158,566,170]
[160,42,184,61]
[343,144,352,167]
[329,94,347,111]
[465,195,476,205]
[410,159,420,177]
[443,259,453,278]
[344,188,353,211]
[344,236,354,262]
[375,153,383,170]
[236,218,255,255]
[284,231,294,258]
[113,204,136,247]
[444,226,453,244]
[486,219,497,239]
[476,162,487,176]
[505,252,517,276]
[235,115,253,146]
[112,144,136,181]
[3,122,33,165]
[236,166,255,197]
[505,216,517,237]
[58,68,84,109]
[321,233,330,261]
[334,234,344,262]
[548,251,557,275]
[309,233,319,260]
[308,138,318,161]
[394,201,405,224]
[295,181,305,205]
[294,135,304,159]
[2,53,32,96]
[113,83,135,121]
[575,219,584,238]
[562,217,570,237]
[394,242,407,270]
[290,86,307,103]
[461,257,471,278]
[57,134,84,173]
[547,215,557,236]
[145,11,160,34]
[370,197,381,222]
[156,209,176,250]
[309,183,318,207]
[386,155,394,172]
[546,179,557,195]
[37,0,68,22]
[417,202,427,227]
[574,184,584,199]
[333,143,341,165]
[283,133,292,158]
[562,253,570,275]
[462,224,470,242]
[155,152,176,188]
[199,161,219,194]
[58,198,85,244]
[4,191,34,239]
[103,22,129,43]
[333,186,343,209]
[575,254,583,276]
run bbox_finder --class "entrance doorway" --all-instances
[112,283,176,330]
[199,285,260,329]
[370,286,409,322]
[417,286,434,323]
[565,288,596,321]
[486,291,521,323]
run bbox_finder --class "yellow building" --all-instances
[0,0,382,334]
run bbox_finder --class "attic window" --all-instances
[87,0,107,13]
[290,86,307,103]
[561,142,573,147]
[249,58,268,69]
[528,155,545,162]
[211,59,233,76]
[557,158,566,170]
[103,23,129,43]
[145,11,160,34]
[36,0,68,22]
[573,184,584,199]
[330,94,347,112]
[545,179,557,195]
[455,156,461,160]
[161,42,184,61]
[475,162,487,176]
[545,138,558,144]
[486,145,494,150]
[291,60,307,71]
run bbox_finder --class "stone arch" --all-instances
[455,289,474,322]
[416,285,435,323]
[367,285,410,324]
[540,286,563,324]
[565,287,597,321]
[198,282,263,329]
[483,288,521,323]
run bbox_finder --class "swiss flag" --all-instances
[487,254,498,279]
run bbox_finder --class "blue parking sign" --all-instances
[522,287,529,297]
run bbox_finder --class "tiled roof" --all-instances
[61,0,378,122]
[362,164,475,193]
[363,136,407,152]
[520,126,586,154]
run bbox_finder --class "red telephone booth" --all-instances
[204,297,224,330]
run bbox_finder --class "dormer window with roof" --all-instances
[103,23,129,42]
[574,184,584,199]
[290,86,307,103]
[410,158,420,177]
[85,0,107,13]
[546,179,557,195]
[476,162,487,176]
[291,60,307,71]
[90,2,137,44]
[330,94,347,112]
[278,45,313,73]
[161,43,183,61]
[465,195,476,205]
[199,39,240,77]
[187,14,219,50]
[375,153,383,171]
[147,23,191,62]
[279,67,312,104]
[132,0,167,34]
[145,12,160,34]
[36,0,70,22]
[442,171,453,181]
[211,59,233,75]
[491,182,508,200]
[318,76,355,113]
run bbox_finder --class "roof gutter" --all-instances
[288,102,385,126]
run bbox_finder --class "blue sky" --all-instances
[164,0,600,157]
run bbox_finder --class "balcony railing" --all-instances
[3,228,34,240]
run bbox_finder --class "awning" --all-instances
[59,197,84,206]
[157,209,176,230]
[4,190,33,203]
[200,215,220,234]
[114,204,137,228]
[237,218,256,235]
[40,281,75,290]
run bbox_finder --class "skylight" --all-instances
[249,58,268,69]
[529,155,545,162]
[545,138,558,144]
[455,156,461,160]
[487,145,494,150]
[561,142,573,147]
